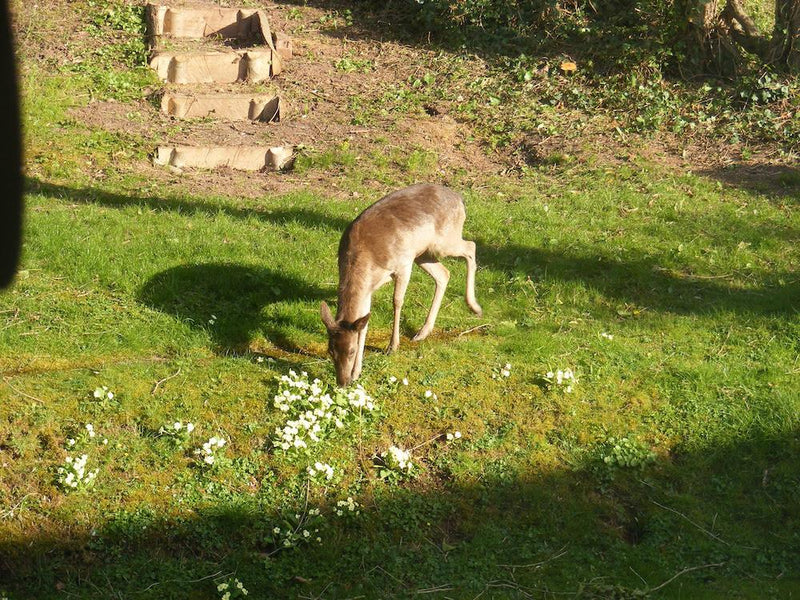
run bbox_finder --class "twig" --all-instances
[650,499,730,546]
[416,584,454,594]
[410,431,447,452]
[137,570,227,593]
[649,562,725,593]
[457,323,491,337]
[151,368,181,395]
[0,493,33,520]
[498,545,568,569]
[3,377,45,403]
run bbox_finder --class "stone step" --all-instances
[146,2,292,59]
[147,3,269,42]
[154,144,294,171]
[160,92,281,121]
[150,48,281,83]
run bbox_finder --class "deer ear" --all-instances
[351,312,370,332]
[320,301,336,330]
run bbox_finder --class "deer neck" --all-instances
[336,258,373,323]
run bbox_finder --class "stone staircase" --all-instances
[146,2,294,172]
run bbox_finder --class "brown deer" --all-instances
[321,184,482,386]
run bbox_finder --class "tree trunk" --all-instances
[771,0,800,70]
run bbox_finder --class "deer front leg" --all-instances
[351,321,369,382]
[388,268,411,354]
[412,259,450,342]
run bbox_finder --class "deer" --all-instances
[321,184,483,387]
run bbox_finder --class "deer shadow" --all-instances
[138,263,331,354]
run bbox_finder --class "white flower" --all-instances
[424,390,433,398]
[217,583,229,591]
[388,376,397,383]
[174,421,182,430]
[186,423,195,433]
[601,332,614,340]
[273,526,281,534]
[454,431,462,438]
[402,378,409,385]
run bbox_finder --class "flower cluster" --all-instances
[66,423,107,448]
[270,370,377,452]
[216,577,248,599]
[600,332,614,341]
[267,508,325,550]
[446,430,462,441]
[307,461,335,482]
[380,374,409,394]
[334,496,361,517]
[544,368,577,393]
[194,436,226,466]
[159,420,195,448]
[57,454,99,491]
[378,445,415,482]
[423,389,438,401]
[93,386,114,401]
[492,363,512,379]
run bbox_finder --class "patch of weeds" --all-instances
[319,10,353,30]
[335,56,374,74]
[401,147,438,176]
[294,142,358,172]
[598,435,656,470]
[64,0,157,101]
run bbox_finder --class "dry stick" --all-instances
[497,545,568,569]
[649,562,725,594]
[457,323,491,337]
[151,368,181,395]
[650,499,730,546]
[409,431,448,453]
[138,570,227,593]
[3,377,45,403]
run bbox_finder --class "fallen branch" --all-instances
[151,368,181,395]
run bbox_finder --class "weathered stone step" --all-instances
[146,3,292,59]
[150,49,281,83]
[147,3,269,41]
[160,92,281,121]
[154,144,294,171]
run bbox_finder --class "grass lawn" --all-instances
[2,1,799,599]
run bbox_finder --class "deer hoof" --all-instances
[412,329,430,342]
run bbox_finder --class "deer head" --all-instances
[321,301,370,387]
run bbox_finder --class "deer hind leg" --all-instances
[455,239,482,316]
[412,259,450,342]
[388,267,412,354]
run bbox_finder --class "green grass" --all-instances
[4,138,799,598]
[3,2,800,598]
